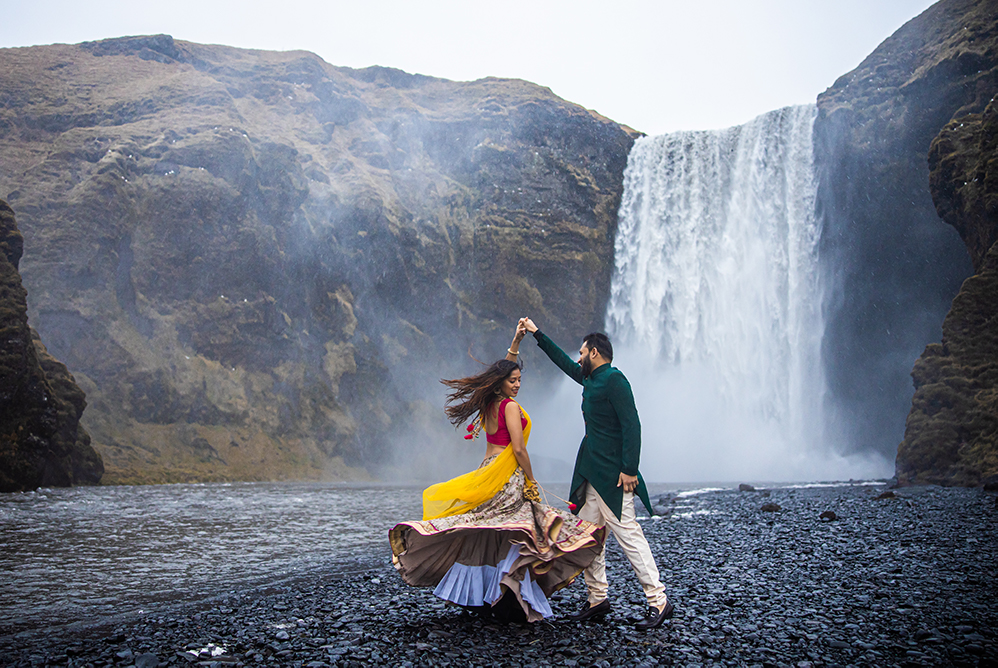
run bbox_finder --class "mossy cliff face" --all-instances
[927,96,998,273]
[0,200,103,492]
[814,0,998,459]
[897,96,998,486]
[0,36,634,483]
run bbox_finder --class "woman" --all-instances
[389,324,605,622]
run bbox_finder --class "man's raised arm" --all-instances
[521,318,584,385]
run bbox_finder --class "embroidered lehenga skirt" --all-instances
[389,448,605,622]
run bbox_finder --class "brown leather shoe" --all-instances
[567,599,611,621]
[634,600,674,630]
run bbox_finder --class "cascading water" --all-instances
[606,105,880,481]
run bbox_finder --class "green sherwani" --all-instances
[533,330,655,520]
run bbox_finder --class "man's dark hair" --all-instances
[583,332,613,361]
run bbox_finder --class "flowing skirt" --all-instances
[389,453,605,622]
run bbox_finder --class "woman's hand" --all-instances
[514,319,527,343]
[507,320,526,361]
[522,317,538,333]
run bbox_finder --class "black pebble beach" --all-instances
[3,484,996,667]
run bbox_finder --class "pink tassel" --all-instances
[568,503,577,511]
[464,434,474,440]
[466,424,475,432]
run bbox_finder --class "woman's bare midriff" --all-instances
[484,443,507,459]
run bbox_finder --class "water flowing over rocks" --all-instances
[2,484,995,666]
[607,106,824,481]
[897,95,998,486]
[814,0,998,462]
[0,36,634,483]
[0,199,102,492]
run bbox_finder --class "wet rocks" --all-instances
[1,484,995,667]
[738,484,756,492]
[760,503,781,512]
[818,510,837,521]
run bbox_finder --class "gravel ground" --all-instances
[3,484,996,668]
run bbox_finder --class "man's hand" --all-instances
[522,317,538,333]
[617,472,638,493]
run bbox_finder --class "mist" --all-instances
[619,353,892,483]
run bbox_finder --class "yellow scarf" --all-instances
[422,404,532,520]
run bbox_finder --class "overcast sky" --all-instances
[3,0,937,135]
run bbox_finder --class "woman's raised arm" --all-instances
[505,319,527,362]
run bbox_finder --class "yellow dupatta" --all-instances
[422,404,532,521]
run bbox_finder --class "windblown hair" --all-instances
[441,359,522,427]
[583,332,613,361]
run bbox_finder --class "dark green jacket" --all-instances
[533,330,654,520]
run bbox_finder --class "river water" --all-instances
[0,482,427,637]
[0,480,727,637]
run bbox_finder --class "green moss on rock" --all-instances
[897,96,998,486]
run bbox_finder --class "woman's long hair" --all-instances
[441,359,522,427]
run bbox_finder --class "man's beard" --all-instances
[581,356,594,378]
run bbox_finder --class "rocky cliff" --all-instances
[0,200,103,492]
[897,95,998,486]
[814,0,998,460]
[0,36,634,483]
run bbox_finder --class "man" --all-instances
[520,318,673,630]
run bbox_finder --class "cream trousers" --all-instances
[576,482,668,608]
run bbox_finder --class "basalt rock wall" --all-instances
[897,95,998,486]
[0,200,103,492]
[814,0,998,460]
[0,36,634,483]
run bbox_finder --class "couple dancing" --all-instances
[389,319,674,629]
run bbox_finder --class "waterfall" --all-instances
[605,105,866,481]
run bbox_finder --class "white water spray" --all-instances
[606,105,887,482]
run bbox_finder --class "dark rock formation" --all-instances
[897,96,998,486]
[928,96,998,272]
[0,200,103,492]
[814,0,998,459]
[0,36,634,483]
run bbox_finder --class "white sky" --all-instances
[2,0,937,135]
